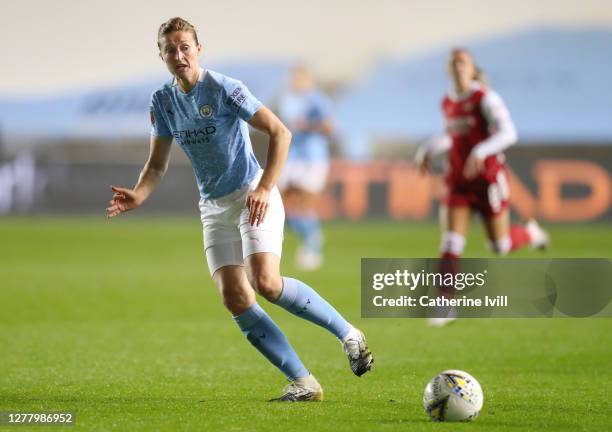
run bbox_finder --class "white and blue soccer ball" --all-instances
[423,369,484,422]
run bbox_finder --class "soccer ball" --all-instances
[423,369,484,422]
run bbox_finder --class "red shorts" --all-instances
[444,167,510,217]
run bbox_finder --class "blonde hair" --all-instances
[157,17,199,50]
[451,47,488,86]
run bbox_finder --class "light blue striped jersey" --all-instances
[149,69,262,199]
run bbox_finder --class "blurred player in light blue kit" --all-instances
[105,17,372,401]
[277,66,333,270]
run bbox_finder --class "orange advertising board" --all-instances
[312,158,611,222]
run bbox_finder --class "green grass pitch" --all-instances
[1,218,611,431]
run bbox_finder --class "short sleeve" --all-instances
[224,80,262,122]
[149,92,172,138]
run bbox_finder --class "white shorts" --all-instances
[277,160,330,194]
[199,171,284,275]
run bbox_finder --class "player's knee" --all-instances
[213,272,254,315]
[221,294,242,315]
[248,271,282,302]
[489,236,511,256]
[440,231,466,256]
[220,286,253,315]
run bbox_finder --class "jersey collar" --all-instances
[198,67,206,82]
[448,81,482,101]
[172,67,207,91]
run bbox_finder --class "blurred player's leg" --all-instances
[483,209,549,255]
[280,161,328,271]
[439,205,470,285]
[285,188,324,270]
[482,169,549,254]
[429,205,470,327]
[525,219,550,250]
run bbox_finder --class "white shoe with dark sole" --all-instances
[342,327,373,377]
[269,374,324,402]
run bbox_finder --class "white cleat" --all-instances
[269,374,323,402]
[427,317,458,327]
[526,219,550,250]
[341,327,373,377]
[427,305,457,327]
[296,247,323,271]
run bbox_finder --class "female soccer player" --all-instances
[106,17,372,400]
[277,65,333,270]
[415,48,549,326]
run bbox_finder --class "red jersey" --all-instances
[442,83,510,187]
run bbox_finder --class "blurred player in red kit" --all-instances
[415,48,549,326]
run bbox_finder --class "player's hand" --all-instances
[414,149,431,175]
[463,153,484,179]
[417,155,431,175]
[106,186,143,218]
[246,186,270,227]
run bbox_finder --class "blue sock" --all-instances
[287,215,323,254]
[234,303,309,380]
[275,277,351,340]
[286,216,308,239]
[302,215,323,253]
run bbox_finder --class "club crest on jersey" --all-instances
[199,105,213,118]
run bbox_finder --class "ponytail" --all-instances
[473,66,488,87]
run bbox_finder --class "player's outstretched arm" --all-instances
[106,135,173,218]
[415,134,451,174]
[246,106,292,226]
